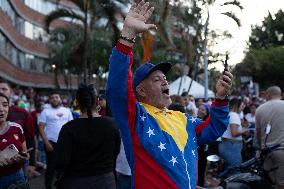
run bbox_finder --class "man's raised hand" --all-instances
[121,0,156,39]
[215,71,233,99]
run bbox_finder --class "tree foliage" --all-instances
[234,10,284,89]
[144,0,242,78]
[45,0,128,84]
[248,10,284,49]
[235,47,284,89]
[45,0,242,87]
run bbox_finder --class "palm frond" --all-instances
[221,12,241,27]
[221,0,243,10]
[45,8,85,33]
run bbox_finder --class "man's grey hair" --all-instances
[266,86,282,98]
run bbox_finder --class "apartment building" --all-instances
[0,0,79,88]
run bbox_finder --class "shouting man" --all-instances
[106,1,233,188]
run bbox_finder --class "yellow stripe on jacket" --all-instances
[141,103,188,152]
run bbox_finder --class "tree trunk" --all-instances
[82,0,89,83]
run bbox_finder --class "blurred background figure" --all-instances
[98,94,107,116]
[71,99,80,119]
[38,91,73,189]
[197,103,211,187]
[219,98,247,174]
[256,86,284,189]
[181,92,197,117]
[54,84,120,189]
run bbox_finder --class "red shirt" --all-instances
[8,105,35,140]
[0,122,25,176]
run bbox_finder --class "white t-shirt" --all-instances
[245,113,255,124]
[38,106,73,143]
[222,112,242,141]
[116,140,131,176]
[186,101,198,117]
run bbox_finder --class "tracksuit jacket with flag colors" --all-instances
[106,42,229,189]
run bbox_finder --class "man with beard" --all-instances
[38,91,73,189]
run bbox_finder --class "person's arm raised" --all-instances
[194,72,233,145]
[119,0,156,47]
[106,1,156,166]
[106,0,156,133]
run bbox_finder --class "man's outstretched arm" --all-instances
[194,100,229,145]
[106,0,156,134]
[193,72,233,145]
[106,1,156,168]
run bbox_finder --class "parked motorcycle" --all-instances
[219,143,282,189]
[202,124,283,189]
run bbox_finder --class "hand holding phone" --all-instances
[0,144,19,161]
[216,54,233,99]
[0,144,20,166]
[18,148,33,160]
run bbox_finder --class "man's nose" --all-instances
[162,79,168,85]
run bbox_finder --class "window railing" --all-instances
[0,31,49,73]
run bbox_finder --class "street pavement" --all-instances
[29,171,55,189]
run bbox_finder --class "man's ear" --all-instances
[136,84,146,97]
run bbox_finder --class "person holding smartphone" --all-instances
[0,92,30,189]
[106,1,233,188]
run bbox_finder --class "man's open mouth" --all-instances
[0,114,4,118]
[162,89,169,95]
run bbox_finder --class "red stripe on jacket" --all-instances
[195,116,211,136]
[117,42,179,189]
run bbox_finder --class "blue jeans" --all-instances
[219,139,243,169]
[0,170,27,189]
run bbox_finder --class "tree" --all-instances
[248,10,284,49]
[45,0,128,83]
[141,0,242,73]
[234,47,284,89]
[234,10,284,89]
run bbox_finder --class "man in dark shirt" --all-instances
[0,80,36,178]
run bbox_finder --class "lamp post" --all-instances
[203,12,209,101]
[51,64,56,70]
[51,64,59,88]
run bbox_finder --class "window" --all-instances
[11,46,18,65]
[25,54,34,70]
[24,0,59,15]
[16,17,25,35]
[18,52,25,68]
[0,32,6,55]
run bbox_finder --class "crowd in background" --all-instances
[1,82,284,189]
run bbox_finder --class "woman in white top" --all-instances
[219,98,247,170]
[245,104,256,125]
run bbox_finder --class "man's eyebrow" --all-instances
[153,75,166,78]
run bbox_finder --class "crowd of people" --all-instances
[0,1,284,189]
[0,78,283,189]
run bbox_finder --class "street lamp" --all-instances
[51,64,56,70]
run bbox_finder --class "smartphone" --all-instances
[223,54,228,74]
[0,144,19,161]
